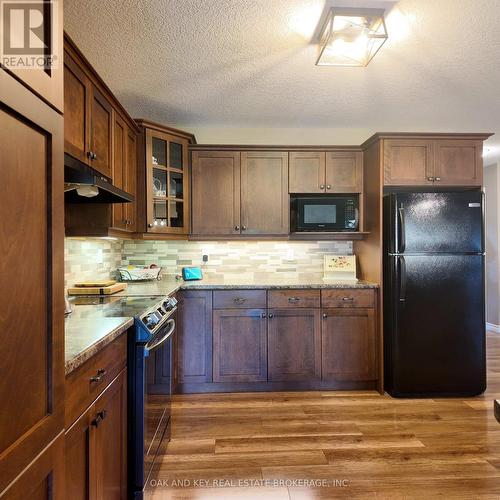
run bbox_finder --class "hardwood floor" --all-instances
[146,332,500,499]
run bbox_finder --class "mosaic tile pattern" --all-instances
[65,238,123,289]
[121,240,353,281]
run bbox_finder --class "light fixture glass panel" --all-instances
[316,8,388,67]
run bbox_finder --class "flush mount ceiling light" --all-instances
[316,8,388,67]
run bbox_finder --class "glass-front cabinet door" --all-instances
[146,130,189,234]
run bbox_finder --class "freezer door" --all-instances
[389,254,485,397]
[394,192,483,254]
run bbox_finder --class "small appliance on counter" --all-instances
[291,195,359,232]
[182,266,203,281]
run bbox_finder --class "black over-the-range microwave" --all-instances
[291,195,359,232]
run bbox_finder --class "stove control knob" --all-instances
[163,297,177,311]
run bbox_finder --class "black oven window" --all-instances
[304,205,336,224]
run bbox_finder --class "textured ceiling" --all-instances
[64,0,500,155]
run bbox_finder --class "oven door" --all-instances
[144,318,175,489]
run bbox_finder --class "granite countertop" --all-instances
[113,276,379,297]
[65,276,378,375]
[65,311,133,375]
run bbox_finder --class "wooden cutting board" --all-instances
[73,280,117,288]
[67,282,127,296]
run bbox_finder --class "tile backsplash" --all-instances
[121,240,353,281]
[65,239,354,289]
[65,238,123,289]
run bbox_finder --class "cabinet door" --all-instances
[383,139,434,186]
[191,151,241,235]
[125,128,138,231]
[65,407,94,500]
[213,309,267,382]
[94,370,127,500]
[4,0,64,112]
[434,140,482,186]
[0,71,64,493]
[289,152,325,193]
[177,291,213,384]
[64,51,90,165]
[325,152,363,193]
[2,434,65,500]
[321,309,377,381]
[268,309,321,381]
[89,85,113,178]
[241,152,289,235]
[112,114,127,230]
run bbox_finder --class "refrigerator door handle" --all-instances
[399,256,407,304]
[398,205,406,253]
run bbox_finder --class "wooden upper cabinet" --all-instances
[434,140,482,186]
[64,37,114,179]
[112,114,127,230]
[125,128,138,231]
[241,152,289,235]
[89,86,113,178]
[289,152,325,193]
[4,0,64,112]
[326,152,363,193]
[383,137,484,187]
[0,71,64,493]
[383,139,434,186]
[139,125,190,235]
[191,151,241,235]
[64,52,90,164]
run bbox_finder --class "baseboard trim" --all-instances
[486,322,500,333]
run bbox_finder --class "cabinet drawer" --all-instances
[65,333,127,427]
[213,290,266,309]
[268,289,320,308]
[321,289,375,308]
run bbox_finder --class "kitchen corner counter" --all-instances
[65,315,133,375]
[112,277,379,297]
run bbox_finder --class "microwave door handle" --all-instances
[398,205,406,253]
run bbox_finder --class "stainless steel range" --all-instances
[128,295,177,498]
[72,294,177,498]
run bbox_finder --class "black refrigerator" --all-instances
[383,191,486,397]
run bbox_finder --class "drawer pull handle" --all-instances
[90,368,107,383]
[288,297,301,303]
[91,410,107,427]
[233,297,246,304]
[342,297,354,302]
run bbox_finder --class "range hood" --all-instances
[64,154,134,204]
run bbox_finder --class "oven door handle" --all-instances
[145,319,175,353]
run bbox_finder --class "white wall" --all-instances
[484,163,500,328]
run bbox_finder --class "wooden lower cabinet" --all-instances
[321,308,377,381]
[65,370,127,500]
[213,309,268,382]
[267,309,321,381]
[176,291,213,384]
[1,434,65,500]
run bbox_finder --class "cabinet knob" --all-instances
[235,225,240,231]
[320,185,325,190]
[242,226,247,231]
[427,176,435,181]
[288,297,300,303]
[434,177,441,181]
[322,313,328,319]
[268,313,274,319]
[87,151,93,159]
[326,185,331,190]
[261,312,267,318]
[342,297,354,302]
[148,223,154,228]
